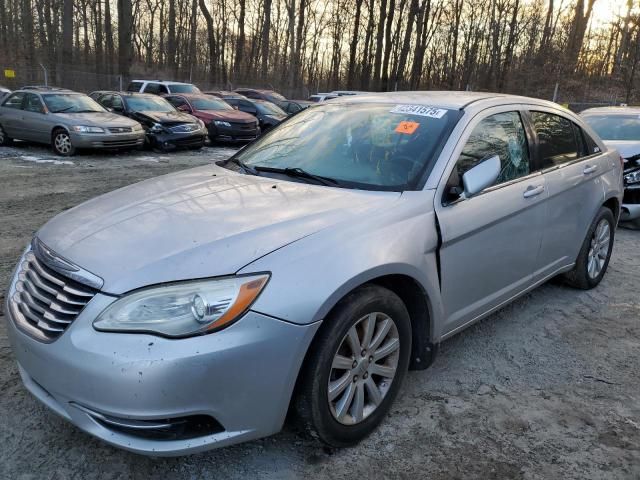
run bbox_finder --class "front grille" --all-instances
[170,123,199,133]
[96,139,143,148]
[174,136,204,147]
[108,127,133,134]
[9,251,98,342]
[230,122,257,131]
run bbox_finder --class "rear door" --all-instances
[435,107,547,337]
[0,92,26,138]
[527,109,608,279]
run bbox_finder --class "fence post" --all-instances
[119,75,123,92]
[39,63,48,86]
[552,82,559,103]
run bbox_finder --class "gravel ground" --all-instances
[0,142,639,480]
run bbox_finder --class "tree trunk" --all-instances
[346,0,363,89]
[117,0,132,79]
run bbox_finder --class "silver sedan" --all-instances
[0,88,145,155]
[5,92,623,455]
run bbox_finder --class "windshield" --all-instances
[125,96,175,112]
[583,114,640,141]
[43,94,105,113]
[256,101,286,116]
[192,98,232,111]
[169,84,200,94]
[231,103,458,190]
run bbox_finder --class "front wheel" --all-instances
[295,284,411,447]
[52,129,76,156]
[564,206,615,289]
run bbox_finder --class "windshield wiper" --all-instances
[75,109,102,113]
[51,106,74,113]
[227,157,259,176]
[253,166,340,186]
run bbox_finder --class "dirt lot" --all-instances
[0,142,639,480]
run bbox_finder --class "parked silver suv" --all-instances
[5,92,622,455]
[0,88,145,155]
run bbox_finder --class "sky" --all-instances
[591,0,632,28]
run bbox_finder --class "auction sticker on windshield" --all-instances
[390,105,448,118]
[395,121,419,134]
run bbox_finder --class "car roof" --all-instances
[95,91,157,98]
[326,91,559,110]
[131,80,195,85]
[581,106,640,115]
[163,93,219,100]
[15,88,78,95]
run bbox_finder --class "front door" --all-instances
[435,109,547,337]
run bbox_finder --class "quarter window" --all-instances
[3,93,25,109]
[531,112,579,167]
[456,111,531,185]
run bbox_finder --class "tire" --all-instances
[0,124,13,146]
[295,284,412,447]
[563,206,615,289]
[52,129,76,156]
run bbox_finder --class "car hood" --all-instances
[196,109,256,123]
[132,110,197,125]
[37,165,400,293]
[55,111,139,127]
[603,140,640,159]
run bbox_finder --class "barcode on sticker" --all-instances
[390,105,448,119]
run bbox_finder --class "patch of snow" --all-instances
[21,155,74,166]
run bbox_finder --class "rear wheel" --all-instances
[564,207,615,289]
[295,284,411,447]
[0,124,12,146]
[52,129,76,156]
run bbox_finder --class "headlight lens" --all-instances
[93,274,269,337]
[624,170,640,185]
[132,123,144,132]
[150,122,164,133]
[214,120,231,128]
[72,125,105,133]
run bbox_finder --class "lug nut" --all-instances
[369,356,374,362]
[353,375,358,382]
[352,360,358,369]
[363,372,368,379]
[361,350,367,357]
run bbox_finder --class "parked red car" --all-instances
[164,93,260,143]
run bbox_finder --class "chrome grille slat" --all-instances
[8,250,98,342]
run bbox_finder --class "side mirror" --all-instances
[462,155,501,198]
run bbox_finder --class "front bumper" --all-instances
[70,131,145,149]
[208,123,259,142]
[621,184,640,221]
[148,128,207,150]
[5,289,319,455]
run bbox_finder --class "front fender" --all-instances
[238,190,445,341]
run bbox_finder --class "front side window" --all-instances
[456,111,531,185]
[582,113,640,142]
[126,81,143,92]
[255,101,286,116]
[2,93,25,109]
[24,93,44,113]
[191,98,232,111]
[531,111,579,168]
[229,102,458,190]
[166,96,187,109]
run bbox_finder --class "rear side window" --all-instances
[456,111,531,185]
[143,83,168,95]
[531,112,579,168]
[126,82,143,92]
[3,93,24,109]
[24,93,44,113]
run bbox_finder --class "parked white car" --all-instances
[126,80,200,95]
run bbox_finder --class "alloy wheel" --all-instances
[587,218,611,279]
[54,132,72,155]
[328,312,400,425]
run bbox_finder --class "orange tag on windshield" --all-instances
[395,121,419,134]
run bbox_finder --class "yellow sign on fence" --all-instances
[4,69,15,78]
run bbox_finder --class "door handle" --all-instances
[583,165,598,174]
[523,185,544,198]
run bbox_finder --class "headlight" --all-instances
[93,274,269,337]
[214,120,231,128]
[150,122,164,133]
[132,123,144,132]
[624,170,640,185]
[72,126,105,133]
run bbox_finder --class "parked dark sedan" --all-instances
[203,90,247,100]
[234,88,286,105]
[164,93,259,143]
[93,91,207,152]
[223,97,287,132]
